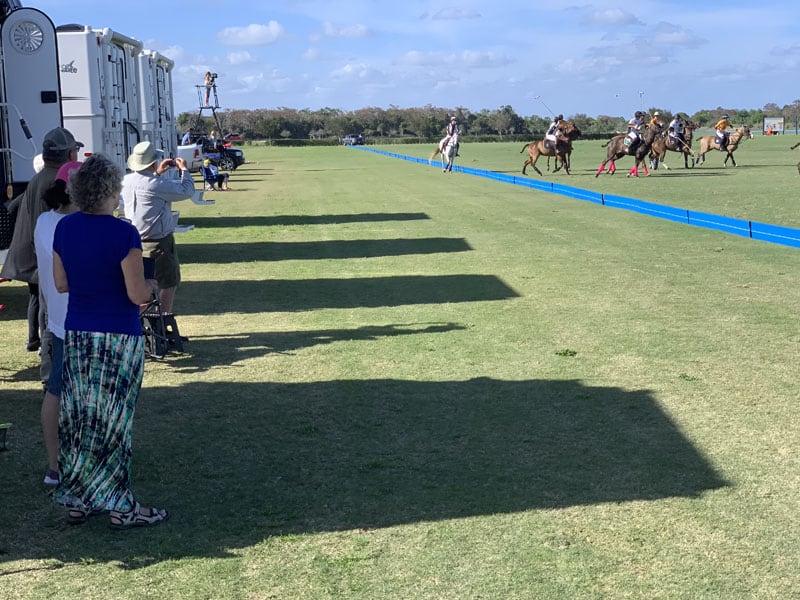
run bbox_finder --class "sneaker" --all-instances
[43,469,60,485]
[26,340,41,352]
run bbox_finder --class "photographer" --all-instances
[203,71,217,107]
[121,141,194,313]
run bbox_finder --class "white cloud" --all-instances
[401,49,512,68]
[462,50,514,68]
[430,8,481,20]
[227,51,255,65]
[771,42,800,56]
[156,44,185,62]
[652,22,706,49]
[240,73,265,91]
[323,22,371,38]
[330,62,382,81]
[585,9,643,27]
[555,56,623,76]
[217,22,285,46]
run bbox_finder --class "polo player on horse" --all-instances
[442,116,460,156]
[544,114,564,154]
[715,114,732,150]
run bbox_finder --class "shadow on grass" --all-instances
[654,170,733,177]
[177,275,520,314]
[0,364,39,384]
[182,213,430,229]
[0,283,27,320]
[169,323,468,371]
[0,377,728,569]
[181,238,473,264]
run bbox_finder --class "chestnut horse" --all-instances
[520,121,581,176]
[695,126,752,167]
[595,124,662,177]
[648,121,699,169]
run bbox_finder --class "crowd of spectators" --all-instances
[0,128,225,529]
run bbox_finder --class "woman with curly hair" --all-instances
[52,153,169,529]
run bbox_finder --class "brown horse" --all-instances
[520,121,581,176]
[696,126,752,167]
[649,121,699,169]
[595,124,662,177]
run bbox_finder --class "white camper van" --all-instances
[56,25,143,173]
[138,49,176,159]
[0,1,62,198]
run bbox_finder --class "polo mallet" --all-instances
[673,134,695,156]
[533,95,556,119]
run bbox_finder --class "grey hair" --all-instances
[70,154,123,214]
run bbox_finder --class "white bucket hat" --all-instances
[127,141,158,171]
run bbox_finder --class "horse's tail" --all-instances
[519,143,530,154]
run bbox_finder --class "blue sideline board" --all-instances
[354,146,800,250]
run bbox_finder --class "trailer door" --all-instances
[0,8,61,192]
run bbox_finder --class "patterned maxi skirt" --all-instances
[54,330,144,513]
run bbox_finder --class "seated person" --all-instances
[201,159,230,191]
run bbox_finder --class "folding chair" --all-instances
[200,164,217,191]
[140,257,184,359]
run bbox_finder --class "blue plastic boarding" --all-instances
[349,145,800,250]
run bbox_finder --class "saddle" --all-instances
[544,134,563,154]
[624,131,640,151]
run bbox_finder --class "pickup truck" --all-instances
[176,141,204,172]
[342,134,365,145]
[177,136,245,171]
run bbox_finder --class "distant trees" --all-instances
[177,100,800,141]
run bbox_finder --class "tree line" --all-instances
[176,101,800,142]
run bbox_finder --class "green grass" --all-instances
[402,134,800,228]
[2,142,799,598]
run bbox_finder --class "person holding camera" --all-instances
[121,141,194,314]
[203,71,216,107]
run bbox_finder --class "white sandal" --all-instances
[109,501,169,530]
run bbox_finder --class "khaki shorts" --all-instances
[141,233,180,289]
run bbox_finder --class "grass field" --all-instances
[1,138,799,599]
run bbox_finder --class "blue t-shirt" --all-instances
[53,212,143,335]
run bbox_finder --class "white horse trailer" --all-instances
[56,25,143,172]
[0,2,62,198]
[138,49,176,159]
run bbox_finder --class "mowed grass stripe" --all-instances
[1,144,798,599]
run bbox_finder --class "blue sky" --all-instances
[31,0,800,118]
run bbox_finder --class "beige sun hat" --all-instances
[127,141,159,171]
